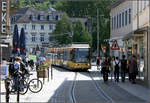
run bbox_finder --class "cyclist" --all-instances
[11,57,29,92]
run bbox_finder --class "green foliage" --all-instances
[51,13,72,45]
[72,20,92,46]
[55,0,117,53]
[11,0,56,10]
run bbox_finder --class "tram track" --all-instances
[87,71,114,103]
[70,72,77,103]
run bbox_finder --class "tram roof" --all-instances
[70,44,90,48]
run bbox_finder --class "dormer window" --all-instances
[47,15,53,21]
[40,15,44,21]
[32,15,36,21]
[29,15,33,20]
[56,14,61,21]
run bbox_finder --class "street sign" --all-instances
[0,65,9,79]
[101,45,106,52]
[111,40,120,50]
[28,55,37,62]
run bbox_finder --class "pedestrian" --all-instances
[110,56,115,81]
[96,57,100,70]
[101,57,109,82]
[35,57,40,71]
[12,57,22,91]
[113,57,120,82]
[129,55,138,84]
[120,55,127,82]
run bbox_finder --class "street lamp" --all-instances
[97,8,104,58]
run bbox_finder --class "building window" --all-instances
[125,10,128,26]
[48,15,53,20]
[23,24,27,30]
[52,25,55,30]
[111,17,113,30]
[122,12,124,27]
[29,15,32,20]
[32,25,36,30]
[119,13,121,28]
[41,25,44,30]
[40,34,44,42]
[140,1,142,11]
[40,15,44,20]
[117,14,119,28]
[49,25,53,30]
[129,8,131,24]
[114,16,116,29]
[32,35,36,42]
[144,0,146,8]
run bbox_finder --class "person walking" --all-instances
[12,57,22,91]
[110,56,115,81]
[96,57,100,70]
[129,55,138,84]
[120,55,127,82]
[113,57,120,82]
[101,57,109,82]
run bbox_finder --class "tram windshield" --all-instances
[74,48,90,63]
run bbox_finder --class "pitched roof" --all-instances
[15,7,30,15]
[108,0,126,9]
[12,7,62,23]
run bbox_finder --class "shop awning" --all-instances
[123,26,148,40]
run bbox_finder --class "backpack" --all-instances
[121,59,127,69]
[8,63,16,76]
[115,61,120,70]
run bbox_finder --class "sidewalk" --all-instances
[92,65,150,103]
[0,69,67,102]
[117,80,150,102]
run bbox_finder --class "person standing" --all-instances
[129,55,138,84]
[13,57,21,91]
[121,55,127,82]
[110,56,115,81]
[113,57,120,82]
[101,57,109,82]
[96,57,100,70]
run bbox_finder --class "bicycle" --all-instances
[9,71,28,95]
[25,73,43,93]
[9,72,43,95]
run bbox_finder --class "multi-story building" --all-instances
[70,17,92,34]
[11,7,62,55]
[109,0,150,87]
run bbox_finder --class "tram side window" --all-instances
[64,50,67,61]
[66,50,70,61]
[70,49,75,61]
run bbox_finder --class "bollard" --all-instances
[17,76,20,103]
[48,67,49,82]
[51,65,53,80]
[5,78,10,103]
[43,70,45,84]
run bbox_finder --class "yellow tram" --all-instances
[45,43,91,70]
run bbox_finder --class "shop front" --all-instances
[124,27,148,82]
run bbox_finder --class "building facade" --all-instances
[11,7,62,55]
[109,0,150,87]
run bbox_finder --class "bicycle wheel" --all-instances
[28,79,43,93]
[19,79,29,95]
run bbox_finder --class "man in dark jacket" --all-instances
[129,55,138,84]
[121,55,127,82]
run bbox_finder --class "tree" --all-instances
[11,0,56,10]
[51,13,72,45]
[72,20,92,46]
[55,0,117,52]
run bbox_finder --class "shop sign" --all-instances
[1,0,7,34]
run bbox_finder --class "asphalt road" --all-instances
[49,66,147,103]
